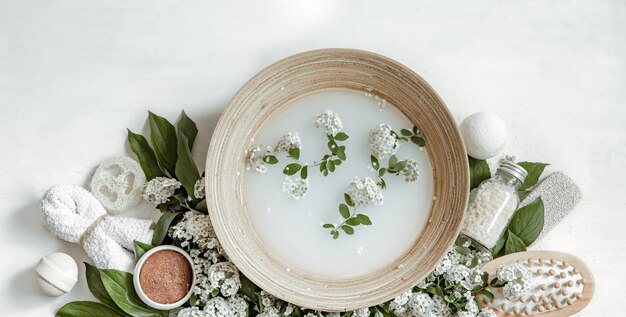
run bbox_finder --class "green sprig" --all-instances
[316,133,349,176]
[323,194,372,239]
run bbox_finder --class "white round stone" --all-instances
[36,253,78,296]
[460,112,508,159]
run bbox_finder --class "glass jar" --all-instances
[460,161,527,251]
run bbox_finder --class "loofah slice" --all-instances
[90,156,146,213]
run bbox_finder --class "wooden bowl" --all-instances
[206,48,468,311]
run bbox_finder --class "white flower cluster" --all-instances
[257,291,296,317]
[140,177,181,205]
[177,295,247,317]
[496,263,532,301]
[282,176,309,200]
[169,212,240,306]
[390,242,496,317]
[348,177,384,206]
[208,261,241,297]
[247,145,274,174]
[315,109,343,136]
[194,176,206,199]
[368,123,398,158]
[401,159,420,182]
[275,132,302,153]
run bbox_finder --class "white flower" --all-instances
[177,307,205,317]
[208,261,241,297]
[351,308,370,317]
[194,176,206,199]
[477,308,497,317]
[401,159,420,182]
[368,123,398,158]
[348,177,384,206]
[247,145,274,174]
[170,212,220,251]
[496,263,532,301]
[282,176,309,200]
[315,109,343,136]
[275,132,302,152]
[140,177,181,205]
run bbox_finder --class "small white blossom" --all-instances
[348,177,384,206]
[247,145,274,174]
[401,159,420,182]
[315,109,343,136]
[208,261,241,297]
[282,176,309,200]
[351,308,370,317]
[177,307,205,317]
[275,132,302,152]
[477,308,497,317]
[140,177,181,205]
[496,263,532,301]
[194,176,206,199]
[368,123,398,158]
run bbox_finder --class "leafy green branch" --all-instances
[395,126,425,147]
[315,132,349,176]
[323,194,372,239]
[370,154,411,189]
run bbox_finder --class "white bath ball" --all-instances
[460,112,508,159]
[35,253,78,296]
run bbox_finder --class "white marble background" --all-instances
[1,0,624,315]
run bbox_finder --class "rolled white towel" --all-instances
[41,185,154,272]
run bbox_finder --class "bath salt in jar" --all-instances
[460,161,527,251]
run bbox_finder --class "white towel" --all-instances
[41,185,154,272]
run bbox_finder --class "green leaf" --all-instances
[263,155,278,164]
[480,290,494,302]
[84,263,123,314]
[400,129,412,136]
[148,111,178,176]
[288,148,300,160]
[100,269,161,317]
[239,274,261,305]
[468,157,490,189]
[370,155,380,170]
[395,160,407,171]
[175,133,200,200]
[339,204,350,219]
[334,132,349,141]
[504,230,527,254]
[411,136,426,147]
[56,301,126,317]
[344,193,355,207]
[455,245,471,256]
[388,155,398,168]
[133,241,154,260]
[336,147,346,160]
[300,165,308,179]
[346,218,360,226]
[127,130,165,180]
[152,211,184,245]
[176,110,197,151]
[517,162,549,199]
[412,126,419,134]
[378,168,387,177]
[492,234,507,258]
[328,160,336,172]
[508,198,545,246]
[341,225,354,235]
[195,199,208,214]
[283,163,302,175]
[322,224,334,229]
[327,141,339,154]
[356,214,372,225]
[332,231,339,239]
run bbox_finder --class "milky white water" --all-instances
[244,90,433,279]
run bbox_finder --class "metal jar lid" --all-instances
[497,161,528,183]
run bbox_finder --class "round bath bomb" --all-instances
[460,112,508,159]
[36,253,78,296]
